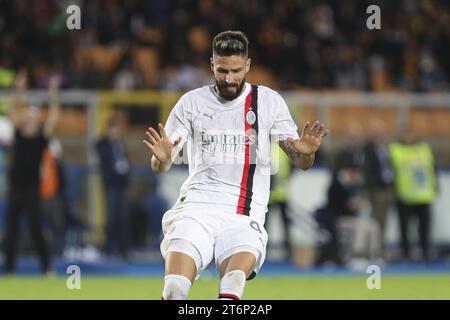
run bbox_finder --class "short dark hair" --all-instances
[212,30,249,57]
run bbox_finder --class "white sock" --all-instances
[218,270,246,300]
[162,274,192,300]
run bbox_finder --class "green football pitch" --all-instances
[1,274,450,299]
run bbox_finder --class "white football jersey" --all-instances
[164,82,299,223]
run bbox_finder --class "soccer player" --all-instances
[143,31,328,300]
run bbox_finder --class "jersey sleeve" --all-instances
[164,93,192,144]
[270,93,299,141]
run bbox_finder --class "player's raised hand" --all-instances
[287,120,328,155]
[143,123,181,163]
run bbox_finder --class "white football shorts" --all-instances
[160,199,268,278]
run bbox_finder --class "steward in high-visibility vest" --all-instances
[389,141,437,205]
[269,142,291,205]
[267,142,294,258]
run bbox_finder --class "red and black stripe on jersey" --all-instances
[236,85,258,216]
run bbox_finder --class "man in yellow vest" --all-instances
[389,127,438,262]
[267,142,293,259]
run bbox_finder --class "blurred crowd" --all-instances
[0,72,169,274]
[0,0,449,91]
[272,120,438,269]
[321,121,437,266]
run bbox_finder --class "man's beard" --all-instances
[214,79,246,101]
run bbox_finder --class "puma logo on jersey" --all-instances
[203,113,214,120]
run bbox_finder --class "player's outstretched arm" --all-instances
[143,123,181,174]
[279,120,328,170]
[44,75,61,137]
[7,69,28,127]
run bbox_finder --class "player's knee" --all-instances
[218,269,247,300]
[162,274,192,300]
[167,239,202,274]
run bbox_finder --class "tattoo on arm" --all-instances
[279,140,315,170]
[279,139,301,159]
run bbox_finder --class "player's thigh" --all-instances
[165,251,197,282]
[215,218,268,277]
[161,217,214,277]
[219,251,256,278]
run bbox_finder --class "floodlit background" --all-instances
[0,0,449,299]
